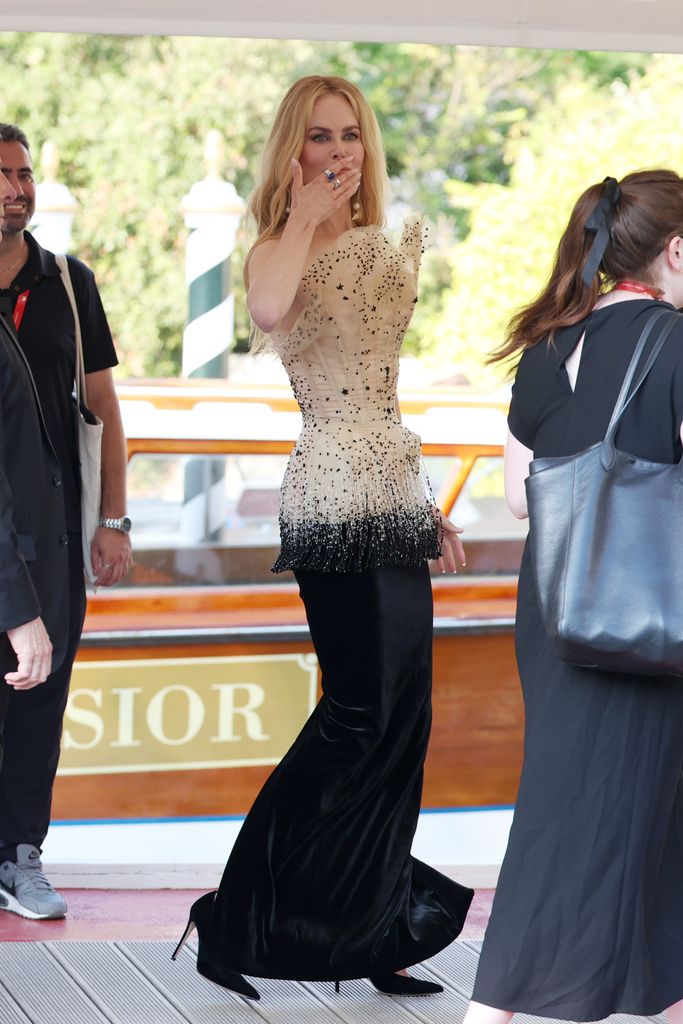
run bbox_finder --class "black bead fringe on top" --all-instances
[272,506,442,574]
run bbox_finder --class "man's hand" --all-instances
[91,526,132,587]
[5,617,52,689]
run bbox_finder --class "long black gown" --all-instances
[473,300,683,1021]
[202,221,473,981]
[209,566,471,980]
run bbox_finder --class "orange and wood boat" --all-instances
[53,384,524,822]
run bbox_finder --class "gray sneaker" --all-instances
[0,844,67,919]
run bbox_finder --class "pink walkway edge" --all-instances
[0,888,493,943]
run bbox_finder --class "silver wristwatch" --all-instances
[99,516,132,534]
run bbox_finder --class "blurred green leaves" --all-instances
[0,33,663,384]
[437,54,683,387]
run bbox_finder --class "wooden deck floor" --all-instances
[0,937,665,1024]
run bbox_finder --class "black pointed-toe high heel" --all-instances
[333,973,443,996]
[368,973,443,996]
[172,891,261,1001]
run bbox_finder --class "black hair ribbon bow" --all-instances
[581,176,621,286]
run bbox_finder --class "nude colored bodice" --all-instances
[270,218,440,573]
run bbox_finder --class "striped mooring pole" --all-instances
[180,132,245,546]
[181,130,245,379]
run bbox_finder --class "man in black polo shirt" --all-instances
[0,167,64,737]
[0,123,132,919]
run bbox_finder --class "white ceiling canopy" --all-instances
[0,0,681,54]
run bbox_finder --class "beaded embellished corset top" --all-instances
[271,217,440,573]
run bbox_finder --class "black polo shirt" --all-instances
[0,233,117,531]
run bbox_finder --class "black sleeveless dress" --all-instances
[473,300,683,1021]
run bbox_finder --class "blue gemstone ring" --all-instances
[324,168,336,181]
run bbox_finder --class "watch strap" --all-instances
[99,516,129,531]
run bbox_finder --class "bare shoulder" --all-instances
[245,237,281,288]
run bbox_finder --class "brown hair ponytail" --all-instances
[492,169,683,363]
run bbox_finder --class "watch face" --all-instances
[121,516,132,533]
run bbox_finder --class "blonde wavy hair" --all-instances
[246,75,389,272]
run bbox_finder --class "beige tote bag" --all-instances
[56,254,103,584]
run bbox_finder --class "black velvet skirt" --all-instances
[205,564,473,980]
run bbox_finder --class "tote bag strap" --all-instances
[600,309,680,469]
[603,307,669,438]
[625,310,681,407]
[55,254,87,407]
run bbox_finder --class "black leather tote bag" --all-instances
[526,307,683,675]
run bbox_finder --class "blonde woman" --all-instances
[173,75,473,1000]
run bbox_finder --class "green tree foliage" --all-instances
[2,34,334,374]
[0,33,655,378]
[434,54,683,388]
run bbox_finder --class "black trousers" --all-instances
[0,638,10,769]
[0,537,85,850]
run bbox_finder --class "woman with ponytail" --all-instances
[463,170,683,1024]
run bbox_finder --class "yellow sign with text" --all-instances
[58,654,318,776]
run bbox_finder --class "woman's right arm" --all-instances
[246,219,317,333]
[504,430,533,519]
[247,156,361,333]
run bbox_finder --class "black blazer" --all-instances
[0,310,69,676]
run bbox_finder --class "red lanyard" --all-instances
[12,290,29,331]
[614,279,663,300]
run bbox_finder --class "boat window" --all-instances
[121,449,523,588]
[438,454,526,576]
[124,452,288,587]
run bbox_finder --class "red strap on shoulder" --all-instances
[12,290,29,331]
